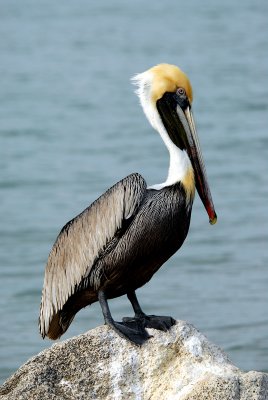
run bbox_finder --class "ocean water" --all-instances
[0,0,268,384]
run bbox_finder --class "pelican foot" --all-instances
[143,315,176,331]
[123,315,176,332]
[107,319,152,346]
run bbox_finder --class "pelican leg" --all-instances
[98,290,151,345]
[123,291,176,332]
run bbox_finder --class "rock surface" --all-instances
[1,321,268,400]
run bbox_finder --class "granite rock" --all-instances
[1,321,267,400]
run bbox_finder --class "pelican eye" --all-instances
[174,87,189,110]
[176,87,186,96]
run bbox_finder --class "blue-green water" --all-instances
[0,0,268,383]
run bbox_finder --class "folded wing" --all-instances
[39,173,147,338]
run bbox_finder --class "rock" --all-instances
[0,321,267,400]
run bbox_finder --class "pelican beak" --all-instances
[176,105,217,225]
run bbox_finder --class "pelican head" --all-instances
[133,63,217,225]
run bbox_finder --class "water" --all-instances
[0,0,268,384]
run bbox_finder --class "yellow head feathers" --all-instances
[132,63,193,132]
[149,64,193,104]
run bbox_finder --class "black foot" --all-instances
[98,290,151,346]
[144,315,176,331]
[123,315,176,332]
[107,319,151,346]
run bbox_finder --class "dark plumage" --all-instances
[40,173,192,340]
[39,64,217,344]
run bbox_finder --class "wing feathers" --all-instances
[39,173,146,337]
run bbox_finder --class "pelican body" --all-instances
[39,64,217,344]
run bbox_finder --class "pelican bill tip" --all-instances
[209,214,217,225]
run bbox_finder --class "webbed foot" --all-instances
[98,290,151,345]
[143,315,176,331]
[123,315,176,332]
[108,319,151,345]
[125,291,176,332]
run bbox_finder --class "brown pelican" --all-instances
[39,64,217,345]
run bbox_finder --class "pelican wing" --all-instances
[39,173,146,337]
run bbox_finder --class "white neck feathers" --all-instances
[132,70,195,196]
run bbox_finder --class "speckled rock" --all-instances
[1,321,268,399]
